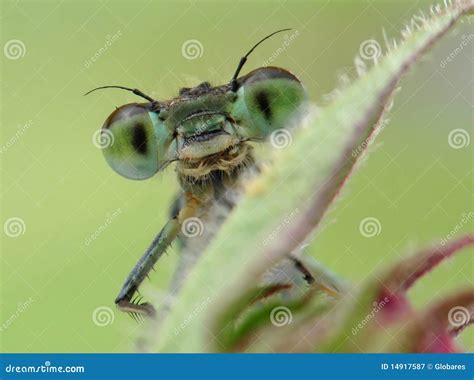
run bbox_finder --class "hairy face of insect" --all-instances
[100,66,307,180]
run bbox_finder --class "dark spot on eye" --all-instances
[255,91,272,120]
[132,123,148,155]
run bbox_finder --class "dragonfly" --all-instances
[87,29,342,319]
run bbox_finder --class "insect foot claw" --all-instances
[116,299,157,319]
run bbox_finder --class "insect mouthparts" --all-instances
[185,129,227,143]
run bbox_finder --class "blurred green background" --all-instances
[0,0,472,352]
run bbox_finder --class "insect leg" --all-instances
[115,194,201,317]
[115,218,180,317]
[288,256,315,285]
[289,254,346,298]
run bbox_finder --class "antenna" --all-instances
[84,85,156,103]
[230,28,291,91]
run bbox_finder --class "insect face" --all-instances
[163,89,241,161]
[100,67,306,180]
[175,112,239,160]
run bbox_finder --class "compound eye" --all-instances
[232,67,307,139]
[101,103,160,180]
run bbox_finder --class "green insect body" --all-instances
[88,30,338,318]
